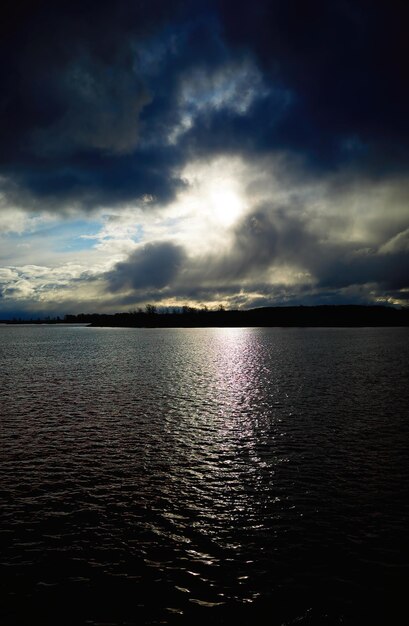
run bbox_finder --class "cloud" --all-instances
[4,151,407,312]
[106,241,186,292]
[30,57,151,157]
[92,159,409,309]
[0,1,408,312]
[0,262,103,310]
[218,0,409,171]
[0,0,189,210]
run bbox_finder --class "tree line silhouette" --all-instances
[60,305,409,327]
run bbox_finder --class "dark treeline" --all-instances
[2,316,63,324]
[60,305,409,327]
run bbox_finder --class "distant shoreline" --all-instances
[3,305,408,328]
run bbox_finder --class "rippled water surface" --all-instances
[1,326,408,625]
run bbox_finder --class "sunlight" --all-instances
[182,157,247,230]
[143,157,250,256]
[208,186,243,227]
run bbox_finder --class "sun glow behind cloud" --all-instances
[208,186,243,227]
[166,157,248,249]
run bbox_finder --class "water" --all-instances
[1,326,408,625]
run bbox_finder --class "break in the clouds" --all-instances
[0,0,408,316]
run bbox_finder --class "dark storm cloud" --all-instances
[219,204,409,294]
[217,0,409,172]
[106,241,186,292]
[0,0,190,207]
[2,148,185,210]
[316,250,409,292]
[1,0,408,211]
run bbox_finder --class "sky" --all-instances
[0,0,408,317]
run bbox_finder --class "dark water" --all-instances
[1,326,408,625]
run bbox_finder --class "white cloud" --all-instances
[168,59,270,144]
